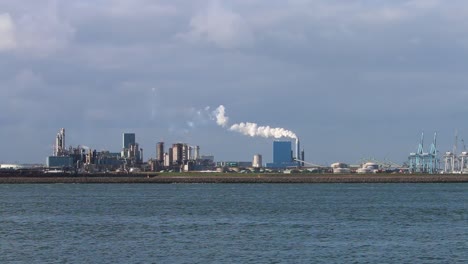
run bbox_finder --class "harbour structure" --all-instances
[459,151,468,173]
[442,131,468,173]
[408,132,438,173]
[443,151,458,173]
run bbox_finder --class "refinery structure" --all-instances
[45,128,218,173]
[4,125,468,175]
[39,127,311,174]
[1,104,467,174]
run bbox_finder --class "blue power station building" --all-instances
[266,141,297,168]
[123,133,136,149]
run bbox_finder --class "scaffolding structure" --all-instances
[408,133,438,173]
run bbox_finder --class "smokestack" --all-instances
[301,149,305,166]
[295,138,300,165]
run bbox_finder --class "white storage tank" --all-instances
[331,162,350,174]
[252,154,262,168]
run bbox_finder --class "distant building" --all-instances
[216,161,252,168]
[46,156,73,168]
[266,141,297,168]
[121,133,142,163]
[156,142,164,163]
[172,143,183,165]
[123,133,136,149]
[54,128,67,156]
[0,164,26,170]
[193,146,200,160]
[274,141,291,164]
[165,149,173,167]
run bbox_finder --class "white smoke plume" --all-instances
[212,105,297,139]
[212,105,229,127]
[230,122,297,139]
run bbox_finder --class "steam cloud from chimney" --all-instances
[213,105,229,127]
[212,105,297,139]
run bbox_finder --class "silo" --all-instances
[156,142,164,163]
[295,138,300,162]
[194,146,200,160]
[182,144,189,161]
[172,143,183,165]
[252,154,263,168]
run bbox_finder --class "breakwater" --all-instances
[0,172,467,184]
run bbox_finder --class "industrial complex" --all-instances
[39,128,310,173]
[2,128,468,175]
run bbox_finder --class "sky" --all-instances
[1,0,468,165]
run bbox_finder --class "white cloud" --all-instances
[356,7,409,23]
[0,1,75,56]
[0,13,16,51]
[106,0,179,17]
[15,10,75,56]
[184,1,254,49]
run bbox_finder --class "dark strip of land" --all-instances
[0,173,467,184]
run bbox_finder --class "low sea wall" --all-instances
[0,173,467,184]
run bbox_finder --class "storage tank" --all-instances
[331,162,351,174]
[252,154,262,168]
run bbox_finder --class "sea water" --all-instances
[1,183,466,263]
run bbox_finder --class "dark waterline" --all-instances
[1,184,466,263]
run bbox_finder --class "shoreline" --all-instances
[1,173,468,184]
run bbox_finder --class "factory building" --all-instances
[123,133,136,149]
[172,143,184,165]
[273,141,291,164]
[216,161,252,168]
[121,133,143,163]
[182,144,189,162]
[165,149,173,167]
[156,142,164,163]
[54,128,67,156]
[266,141,299,168]
[47,128,72,168]
[152,142,214,171]
[47,156,73,168]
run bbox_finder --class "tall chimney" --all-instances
[295,138,300,165]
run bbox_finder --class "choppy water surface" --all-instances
[1,184,466,263]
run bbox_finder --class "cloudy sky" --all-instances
[1,0,468,165]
